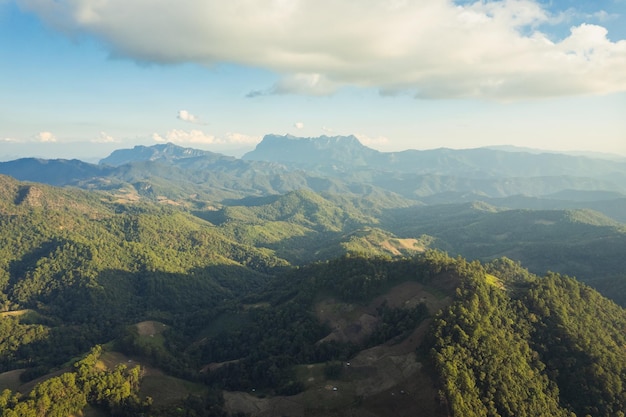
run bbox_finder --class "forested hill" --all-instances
[431,257,626,417]
[1,170,625,304]
[0,174,285,317]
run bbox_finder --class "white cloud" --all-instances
[177,110,202,124]
[152,133,165,143]
[224,132,261,145]
[152,129,219,144]
[92,131,119,143]
[1,137,22,143]
[152,129,260,145]
[294,122,304,129]
[17,0,626,100]
[354,133,390,148]
[35,131,56,142]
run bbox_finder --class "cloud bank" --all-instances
[17,0,626,99]
[152,129,260,146]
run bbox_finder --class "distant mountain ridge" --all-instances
[99,142,228,166]
[244,134,626,179]
[1,135,626,203]
[0,158,112,186]
[485,144,626,161]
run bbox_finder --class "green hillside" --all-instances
[384,202,626,304]
[2,174,626,416]
[3,248,626,417]
[432,258,626,417]
[0,175,286,375]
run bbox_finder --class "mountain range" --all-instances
[244,134,626,179]
[2,135,626,202]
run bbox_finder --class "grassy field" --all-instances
[139,374,207,406]
[95,348,209,408]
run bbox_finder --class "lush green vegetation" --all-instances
[431,261,568,417]
[1,171,626,417]
[385,202,626,304]
[0,346,145,417]
[522,273,626,416]
[431,257,626,417]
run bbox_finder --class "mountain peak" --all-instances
[243,134,376,167]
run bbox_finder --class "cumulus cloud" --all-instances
[294,122,304,129]
[17,0,626,99]
[35,131,56,142]
[177,110,203,124]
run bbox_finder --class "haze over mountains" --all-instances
[3,134,626,200]
[244,134,626,179]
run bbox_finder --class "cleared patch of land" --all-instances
[6,321,198,410]
[95,349,207,407]
[380,238,425,256]
[0,369,25,392]
[136,320,168,337]
[224,279,452,417]
[0,309,33,318]
[140,374,207,407]
[315,281,451,345]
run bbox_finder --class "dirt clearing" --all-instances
[136,320,168,337]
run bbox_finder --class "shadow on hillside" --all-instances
[191,195,283,225]
[7,238,69,289]
[262,231,343,265]
[220,194,283,207]
[5,260,278,384]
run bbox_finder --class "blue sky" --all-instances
[1,0,625,161]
